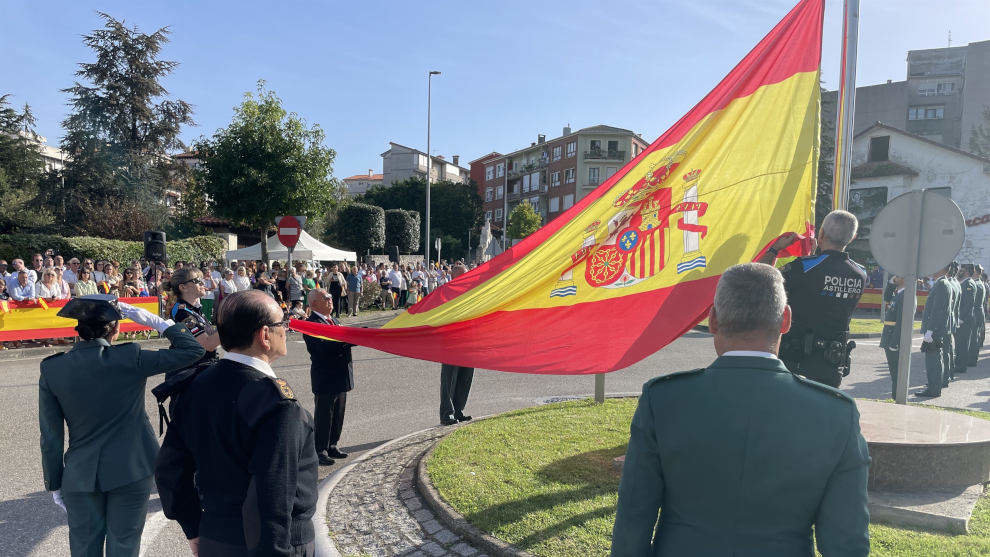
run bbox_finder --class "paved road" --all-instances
[1,325,986,556]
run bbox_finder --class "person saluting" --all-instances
[39,294,205,556]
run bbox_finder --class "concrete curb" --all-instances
[416,440,534,557]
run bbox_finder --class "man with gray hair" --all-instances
[612,263,870,556]
[758,210,867,387]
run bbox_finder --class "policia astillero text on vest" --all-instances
[758,211,867,388]
[39,295,204,557]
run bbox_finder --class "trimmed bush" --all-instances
[385,209,420,254]
[0,233,226,263]
[333,203,385,255]
[359,280,382,310]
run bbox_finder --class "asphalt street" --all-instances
[0,324,986,556]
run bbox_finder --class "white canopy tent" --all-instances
[225,230,357,262]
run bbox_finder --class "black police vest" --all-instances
[782,250,867,338]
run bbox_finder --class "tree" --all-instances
[193,81,344,260]
[508,201,542,240]
[0,95,52,232]
[969,106,990,158]
[332,203,384,255]
[384,209,420,253]
[50,12,193,237]
[357,177,481,259]
[816,85,836,226]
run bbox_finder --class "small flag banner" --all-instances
[292,0,824,374]
[0,297,159,342]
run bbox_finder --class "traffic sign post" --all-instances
[276,215,307,271]
[869,190,966,404]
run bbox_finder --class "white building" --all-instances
[849,123,990,267]
[17,131,69,172]
[381,142,469,187]
[342,170,383,196]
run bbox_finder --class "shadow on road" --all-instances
[0,490,64,556]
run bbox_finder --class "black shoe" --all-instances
[916,390,940,398]
[440,416,458,426]
[327,447,349,459]
[454,413,472,422]
[317,451,335,466]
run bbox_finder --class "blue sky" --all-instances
[2,0,987,178]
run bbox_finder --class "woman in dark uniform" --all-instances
[168,267,222,360]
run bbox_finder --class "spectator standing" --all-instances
[92,261,106,283]
[345,266,362,317]
[218,269,237,303]
[64,258,81,287]
[11,270,36,300]
[119,268,143,298]
[52,267,72,299]
[287,267,305,306]
[30,253,44,277]
[302,270,317,297]
[234,266,252,291]
[387,264,403,307]
[379,269,394,309]
[326,264,346,319]
[412,265,427,296]
[74,270,99,297]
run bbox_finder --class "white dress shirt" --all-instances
[722,350,779,359]
[222,352,277,379]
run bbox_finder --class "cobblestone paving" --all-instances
[326,427,488,557]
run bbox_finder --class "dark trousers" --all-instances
[969,316,985,365]
[884,347,899,396]
[782,354,841,388]
[954,323,972,373]
[328,285,343,318]
[943,332,955,381]
[62,475,153,557]
[440,364,474,419]
[314,391,346,452]
[200,537,315,556]
[925,343,944,394]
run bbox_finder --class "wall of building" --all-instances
[962,40,990,152]
[850,127,990,267]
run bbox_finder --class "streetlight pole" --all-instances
[426,70,441,266]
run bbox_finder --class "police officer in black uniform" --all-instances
[759,210,867,387]
[155,290,318,556]
[168,267,221,358]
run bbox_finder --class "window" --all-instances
[529,196,540,211]
[868,136,889,162]
[552,146,562,161]
[605,166,618,179]
[418,154,428,168]
[496,162,505,177]
[530,171,540,188]
[565,168,575,183]
[485,166,494,180]
[563,193,575,209]
[495,208,503,220]
[588,167,600,184]
[485,187,493,202]
[848,186,888,238]
[549,196,560,212]
[919,81,955,96]
[522,174,531,192]
[607,140,619,153]
[908,105,944,120]
[496,185,504,199]
[485,210,492,221]
[590,140,602,153]
[937,82,955,95]
[551,171,561,186]
[929,186,952,198]
[566,141,576,157]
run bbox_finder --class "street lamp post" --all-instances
[426,70,441,266]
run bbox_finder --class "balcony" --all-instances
[507,158,549,178]
[507,190,522,201]
[583,149,626,161]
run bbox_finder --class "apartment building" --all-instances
[471,125,649,234]
[342,170,384,196]
[381,142,469,187]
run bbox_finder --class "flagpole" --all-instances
[833,0,860,211]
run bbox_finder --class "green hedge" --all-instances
[385,209,420,254]
[0,233,227,263]
[333,203,385,255]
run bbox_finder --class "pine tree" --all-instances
[0,95,53,232]
[969,106,990,159]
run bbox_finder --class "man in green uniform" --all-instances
[919,266,953,397]
[612,263,870,556]
[39,295,204,556]
[942,262,960,385]
[880,276,914,398]
[968,264,986,366]
[954,264,977,376]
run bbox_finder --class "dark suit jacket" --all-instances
[302,313,354,394]
[612,356,871,557]
[39,323,204,493]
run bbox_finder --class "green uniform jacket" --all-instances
[948,277,960,331]
[39,323,205,492]
[880,288,913,350]
[922,277,952,336]
[612,356,870,557]
[960,278,977,324]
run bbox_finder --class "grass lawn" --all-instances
[428,398,990,557]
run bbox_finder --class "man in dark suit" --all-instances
[303,288,354,465]
[612,263,870,556]
[40,295,204,557]
[156,290,318,556]
[880,275,914,398]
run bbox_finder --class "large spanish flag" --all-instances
[293,0,823,374]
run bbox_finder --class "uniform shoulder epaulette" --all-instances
[791,373,854,403]
[237,376,298,428]
[647,368,705,386]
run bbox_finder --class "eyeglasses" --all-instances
[182,278,205,286]
[263,317,292,329]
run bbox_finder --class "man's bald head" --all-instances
[217,290,283,351]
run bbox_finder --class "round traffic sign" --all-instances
[277,215,301,249]
[869,190,965,277]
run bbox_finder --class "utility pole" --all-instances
[426,70,441,265]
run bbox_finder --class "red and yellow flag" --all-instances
[0,297,159,342]
[292,0,823,374]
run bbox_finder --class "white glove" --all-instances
[118,302,175,334]
[52,490,66,512]
[923,330,934,343]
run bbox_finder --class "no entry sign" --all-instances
[276,215,303,248]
